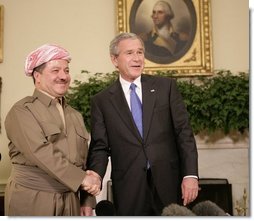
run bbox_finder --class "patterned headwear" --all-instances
[24,44,71,76]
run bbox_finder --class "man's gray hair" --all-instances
[154,0,175,20]
[109,32,145,56]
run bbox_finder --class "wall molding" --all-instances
[195,130,249,149]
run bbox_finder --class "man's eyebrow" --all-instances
[125,49,133,53]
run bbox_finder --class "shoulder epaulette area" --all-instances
[15,96,37,106]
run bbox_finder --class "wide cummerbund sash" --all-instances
[12,164,70,193]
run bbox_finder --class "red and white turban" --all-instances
[24,44,71,76]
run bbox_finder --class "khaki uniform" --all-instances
[4,89,95,216]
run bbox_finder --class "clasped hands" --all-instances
[81,170,102,196]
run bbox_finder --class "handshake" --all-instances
[81,170,102,196]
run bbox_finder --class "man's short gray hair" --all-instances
[109,32,145,56]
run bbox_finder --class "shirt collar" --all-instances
[151,23,174,37]
[119,75,142,94]
[33,89,66,107]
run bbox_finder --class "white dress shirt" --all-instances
[119,75,142,110]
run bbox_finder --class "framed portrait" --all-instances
[0,5,3,63]
[116,0,213,76]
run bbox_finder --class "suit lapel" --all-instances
[109,80,142,141]
[142,75,156,141]
[109,76,157,142]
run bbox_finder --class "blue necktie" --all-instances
[130,83,143,138]
[130,83,150,169]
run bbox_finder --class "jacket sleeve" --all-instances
[169,78,198,177]
[80,190,97,208]
[87,96,110,179]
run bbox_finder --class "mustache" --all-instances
[55,79,69,83]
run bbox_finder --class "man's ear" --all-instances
[33,71,41,82]
[110,55,118,68]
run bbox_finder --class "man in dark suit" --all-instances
[87,32,199,216]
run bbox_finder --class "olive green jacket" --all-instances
[5,89,95,215]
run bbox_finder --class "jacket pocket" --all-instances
[40,122,61,142]
[74,125,89,163]
[75,125,89,140]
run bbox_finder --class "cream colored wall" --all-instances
[0,0,249,213]
[211,0,249,72]
[0,0,117,184]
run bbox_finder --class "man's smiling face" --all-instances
[111,38,145,82]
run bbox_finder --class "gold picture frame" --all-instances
[0,5,3,63]
[0,76,2,133]
[116,0,213,76]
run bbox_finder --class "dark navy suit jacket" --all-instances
[88,74,198,215]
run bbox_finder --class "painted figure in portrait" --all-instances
[130,0,196,64]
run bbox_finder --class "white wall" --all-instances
[0,0,250,215]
